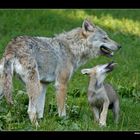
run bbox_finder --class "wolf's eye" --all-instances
[103,37,108,40]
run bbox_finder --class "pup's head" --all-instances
[81,61,117,84]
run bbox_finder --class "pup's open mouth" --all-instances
[100,45,114,57]
[105,61,116,72]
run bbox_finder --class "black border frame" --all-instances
[0,0,140,139]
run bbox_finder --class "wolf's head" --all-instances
[82,19,121,58]
[81,61,117,85]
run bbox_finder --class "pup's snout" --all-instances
[108,61,114,65]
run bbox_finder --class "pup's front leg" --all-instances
[99,99,109,127]
[93,106,100,123]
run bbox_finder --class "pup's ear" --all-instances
[82,19,95,33]
[81,69,91,75]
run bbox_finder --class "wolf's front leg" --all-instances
[55,82,67,117]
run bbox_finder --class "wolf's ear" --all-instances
[81,69,91,75]
[82,19,95,33]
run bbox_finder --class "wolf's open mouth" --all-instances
[100,46,114,57]
[105,61,116,72]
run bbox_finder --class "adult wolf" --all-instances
[0,19,121,126]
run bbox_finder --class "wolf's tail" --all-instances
[3,55,14,105]
[0,59,4,100]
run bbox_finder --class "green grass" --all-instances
[0,9,140,131]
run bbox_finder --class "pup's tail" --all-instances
[3,55,14,105]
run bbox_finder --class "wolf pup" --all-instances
[0,19,121,126]
[81,62,120,127]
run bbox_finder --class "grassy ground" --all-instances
[0,9,140,131]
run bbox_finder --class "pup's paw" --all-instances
[99,122,106,127]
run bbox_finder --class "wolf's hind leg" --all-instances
[26,73,41,126]
[0,76,4,99]
[112,100,120,124]
[36,83,47,119]
[19,56,41,126]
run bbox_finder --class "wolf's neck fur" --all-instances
[56,28,98,69]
